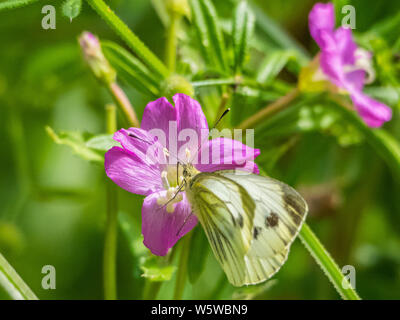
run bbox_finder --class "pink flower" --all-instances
[309,3,392,127]
[105,94,260,256]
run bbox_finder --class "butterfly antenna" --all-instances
[191,108,230,163]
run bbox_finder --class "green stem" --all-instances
[191,78,237,88]
[87,0,168,79]
[108,82,139,127]
[237,88,300,129]
[299,223,360,300]
[143,281,162,300]
[166,12,179,72]
[103,104,118,300]
[173,232,192,300]
[0,252,38,300]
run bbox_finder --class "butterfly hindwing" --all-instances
[186,171,308,286]
[186,172,255,286]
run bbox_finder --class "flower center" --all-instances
[156,186,183,213]
[343,48,375,84]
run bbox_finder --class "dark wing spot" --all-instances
[283,189,306,216]
[282,187,307,226]
[253,226,262,239]
[265,212,279,228]
[237,214,244,228]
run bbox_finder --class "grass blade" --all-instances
[232,1,255,73]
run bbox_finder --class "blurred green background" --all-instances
[1,0,400,300]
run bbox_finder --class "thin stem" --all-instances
[108,82,139,127]
[299,223,361,300]
[0,252,38,300]
[237,88,299,130]
[192,78,237,88]
[143,281,162,300]
[103,104,118,300]
[87,0,168,79]
[166,12,179,72]
[173,232,192,300]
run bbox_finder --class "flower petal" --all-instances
[140,97,177,149]
[334,27,357,65]
[350,91,392,128]
[173,93,209,159]
[196,137,260,173]
[309,2,335,47]
[113,128,166,167]
[105,146,163,196]
[142,191,198,256]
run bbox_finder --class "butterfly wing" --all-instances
[186,173,256,286]
[186,171,307,286]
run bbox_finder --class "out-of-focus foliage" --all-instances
[0,0,400,300]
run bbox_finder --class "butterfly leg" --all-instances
[176,211,194,236]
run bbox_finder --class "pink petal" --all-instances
[174,93,209,159]
[113,128,165,165]
[345,70,366,92]
[196,137,260,173]
[309,2,335,48]
[105,146,163,196]
[350,91,392,128]
[334,27,357,66]
[142,191,198,256]
[140,97,177,150]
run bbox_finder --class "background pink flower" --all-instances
[309,2,392,127]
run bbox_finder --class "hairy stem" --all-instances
[299,223,361,300]
[0,252,38,300]
[108,82,139,127]
[237,88,299,129]
[103,104,118,300]
[86,0,168,79]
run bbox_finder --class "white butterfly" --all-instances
[182,165,308,287]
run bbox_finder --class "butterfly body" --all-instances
[183,168,308,287]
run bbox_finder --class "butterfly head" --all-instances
[182,163,198,182]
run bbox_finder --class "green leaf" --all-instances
[0,0,39,11]
[85,134,119,151]
[62,0,82,21]
[188,227,209,284]
[189,0,228,73]
[45,126,104,163]
[87,0,169,79]
[328,101,400,182]
[257,50,295,84]
[249,2,309,64]
[140,256,177,282]
[102,41,161,97]
[232,1,255,73]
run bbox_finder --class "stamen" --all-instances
[343,48,375,84]
[185,148,191,161]
[156,186,183,213]
[163,148,170,157]
[161,170,170,189]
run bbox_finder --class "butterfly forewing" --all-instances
[186,171,308,287]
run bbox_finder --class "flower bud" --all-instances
[161,74,194,98]
[78,31,116,85]
[166,0,191,18]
